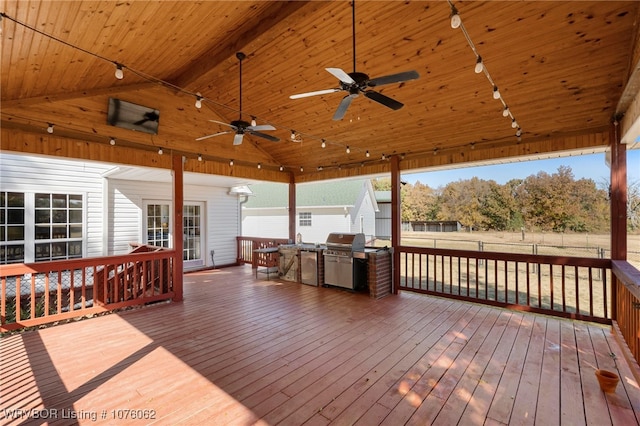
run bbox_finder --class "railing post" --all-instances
[478,241,484,266]
[251,241,258,269]
[532,244,538,273]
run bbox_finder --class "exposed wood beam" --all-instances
[0,82,157,109]
[168,1,317,89]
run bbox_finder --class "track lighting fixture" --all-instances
[366,150,370,158]
[492,86,500,100]
[511,119,518,128]
[317,166,323,171]
[109,137,116,146]
[114,63,124,80]
[290,130,296,141]
[503,106,510,117]
[251,116,257,127]
[346,146,351,154]
[475,56,483,74]
[158,148,163,155]
[300,166,304,172]
[279,165,284,171]
[381,153,386,160]
[321,140,326,148]
[197,154,202,161]
[47,123,54,134]
[195,93,202,109]
[229,159,234,166]
[257,163,261,169]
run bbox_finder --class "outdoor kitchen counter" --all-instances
[276,244,391,297]
[278,244,326,285]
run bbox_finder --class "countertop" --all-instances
[279,243,326,251]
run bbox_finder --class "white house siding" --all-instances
[243,206,357,244]
[106,178,152,255]
[106,179,240,268]
[0,154,111,260]
[351,186,377,241]
[196,184,240,268]
[1,153,242,269]
[242,207,289,239]
[301,207,352,243]
[242,179,379,244]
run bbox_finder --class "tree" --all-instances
[481,179,523,231]
[402,181,438,222]
[437,177,491,230]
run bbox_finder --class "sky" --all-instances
[402,150,640,189]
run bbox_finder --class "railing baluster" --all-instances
[57,270,62,314]
[515,261,519,305]
[561,265,566,313]
[30,273,36,319]
[602,267,607,319]
[575,265,580,315]
[589,268,593,316]
[537,265,542,308]
[526,262,530,306]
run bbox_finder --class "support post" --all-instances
[289,173,296,243]
[609,120,627,321]
[610,120,627,261]
[391,155,402,294]
[172,154,184,302]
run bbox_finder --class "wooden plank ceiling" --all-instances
[1,1,638,183]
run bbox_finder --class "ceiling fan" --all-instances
[289,1,419,121]
[196,52,279,145]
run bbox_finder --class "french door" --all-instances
[145,201,205,268]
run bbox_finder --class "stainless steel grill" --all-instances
[323,233,366,290]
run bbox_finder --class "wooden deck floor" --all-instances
[1,265,639,425]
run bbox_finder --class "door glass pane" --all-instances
[183,204,202,262]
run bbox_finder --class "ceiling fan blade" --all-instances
[233,133,244,146]
[333,94,356,121]
[195,131,232,141]
[290,88,341,99]
[326,68,355,84]
[249,131,280,142]
[364,90,404,110]
[208,119,237,129]
[368,70,420,87]
[248,124,276,131]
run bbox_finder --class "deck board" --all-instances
[1,265,639,426]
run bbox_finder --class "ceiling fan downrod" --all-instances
[237,51,246,120]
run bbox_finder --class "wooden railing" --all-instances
[0,248,174,332]
[236,236,289,268]
[397,246,612,324]
[611,260,640,377]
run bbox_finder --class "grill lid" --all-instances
[325,232,365,251]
